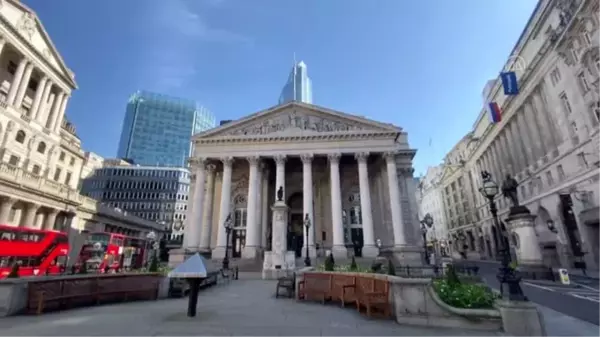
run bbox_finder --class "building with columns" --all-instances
[0,0,164,243]
[444,0,600,271]
[171,101,423,265]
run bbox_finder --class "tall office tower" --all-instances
[116,91,216,167]
[278,61,313,104]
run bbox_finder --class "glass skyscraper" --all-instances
[117,91,216,167]
[278,61,313,104]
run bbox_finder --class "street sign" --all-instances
[558,268,570,285]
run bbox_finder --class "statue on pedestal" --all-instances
[501,174,520,207]
[276,186,284,202]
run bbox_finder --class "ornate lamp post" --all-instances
[479,171,526,301]
[420,213,433,264]
[546,220,557,233]
[222,214,233,270]
[376,238,382,257]
[145,231,157,266]
[304,214,311,267]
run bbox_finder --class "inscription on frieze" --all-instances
[226,110,366,136]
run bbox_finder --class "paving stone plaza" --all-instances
[0,280,500,336]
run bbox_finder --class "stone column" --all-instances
[356,152,377,257]
[517,108,535,167]
[255,163,264,249]
[199,164,216,252]
[243,156,261,259]
[212,157,234,259]
[328,153,347,258]
[532,90,559,151]
[185,158,206,250]
[0,38,6,61]
[36,80,53,123]
[274,155,286,202]
[301,154,316,258]
[20,202,39,227]
[7,58,28,106]
[385,151,406,246]
[506,208,546,275]
[47,92,64,130]
[30,77,48,119]
[53,94,69,133]
[14,63,33,109]
[261,167,269,249]
[44,209,59,231]
[524,101,545,159]
[44,93,56,127]
[0,197,16,224]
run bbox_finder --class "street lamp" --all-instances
[222,214,233,270]
[145,231,157,266]
[303,214,311,267]
[420,213,434,264]
[479,171,526,301]
[376,238,382,257]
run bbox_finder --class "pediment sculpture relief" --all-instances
[226,110,366,136]
[17,13,36,41]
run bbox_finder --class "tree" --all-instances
[7,264,20,278]
[350,256,358,271]
[387,259,396,276]
[149,253,159,272]
[324,253,335,271]
[445,264,461,286]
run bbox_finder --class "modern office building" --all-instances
[116,91,216,167]
[81,164,191,239]
[278,61,313,104]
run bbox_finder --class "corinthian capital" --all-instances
[273,154,286,165]
[221,156,234,167]
[246,156,260,166]
[327,153,341,163]
[300,153,314,164]
[206,164,216,173]
[355,152,370,163]
[383,151,398,163]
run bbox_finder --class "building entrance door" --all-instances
[350,228,363,257]
[232,229,246,258]
[288,213,303,257]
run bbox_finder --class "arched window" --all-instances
[15,130,26,144]
[37,141,46,154]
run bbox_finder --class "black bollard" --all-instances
[186,278,202,317]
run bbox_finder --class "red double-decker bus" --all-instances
[0,224,69,278]
[78,232,147,272]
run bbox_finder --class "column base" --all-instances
[262,251,296,280]
[211,246,227,260]
[392,245,424,266]
[331,245,348,259]
[242,246,262,259]
[362,245,379,258]
[301,245,317,259]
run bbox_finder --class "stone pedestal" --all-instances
[301,245,317,260]
[168,248,198,268]
[392,245,424,266]
[362,245,380,258]
[331,245,349,259]
[496,299,546,336]
[211,246,227,260]
[506,207,545,272]
[262,201,296,279]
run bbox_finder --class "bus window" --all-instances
[0,257,12,268]
[111,237,124,246]
[89,234,109,245]
[13,257,35,267]
[53,256,67,267]
[0,230,16,241]
[16,232,44,242]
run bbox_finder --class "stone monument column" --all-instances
[301,154,316,258]
[506,208,545,275]
[198,164,216,253]
[328,153,347,259]
[212,157,234,260]
[243,156,261,259]
[356,152,377,257]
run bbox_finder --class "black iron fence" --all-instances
[394,264,480,279]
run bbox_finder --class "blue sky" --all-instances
[24,0,538,175]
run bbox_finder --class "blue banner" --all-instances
[500,71,519,95]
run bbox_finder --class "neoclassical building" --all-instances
[174,102,423,264]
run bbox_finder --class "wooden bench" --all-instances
[354,277,391,319]
[27,274,161,315]
[297,273,332,304]
[275,273,296,298]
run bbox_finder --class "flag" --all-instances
[500,71,519,95]
[487,102,502,124]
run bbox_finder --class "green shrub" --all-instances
[79,263,88,275]
[349,257,358,271]
[387,259,396,276]
[149,254,159,272]
[6,264,19,278]
[324,254,335,271]
[433,279,497,309]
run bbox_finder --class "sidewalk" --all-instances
[461,258,600,281]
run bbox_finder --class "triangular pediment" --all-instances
[0,0,77,88]
[194,102,402,139]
